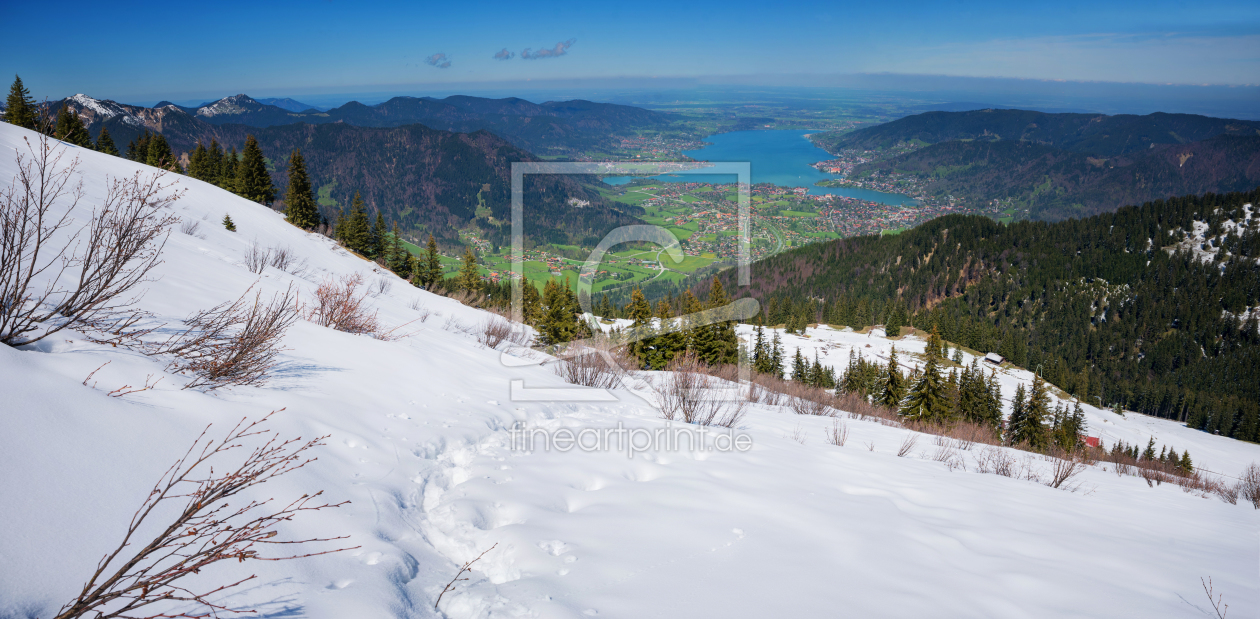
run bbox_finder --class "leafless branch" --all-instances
[52,410,355,619]
[1202,576,1228,619]
[435,543,498,610]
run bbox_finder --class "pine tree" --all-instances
[340,192,371,255]
[283,150,319,229]
[223,214,236,232]
[899,355,948,423]
[790,349,806,382]
[1178,450,1193,473]
[885,303,906,337]
[3,75,37,130]
[91,127,118,156]
[54,106,92,148]
[458,246,482,292]
[236,135,274,204]
[222,146,240,190]
[1141,437,1156,461]
[770,330,785,377]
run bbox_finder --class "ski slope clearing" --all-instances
[1,122,1256,619]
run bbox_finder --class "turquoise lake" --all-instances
[603,130,918,207]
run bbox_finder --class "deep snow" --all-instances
[1,122,1257,619]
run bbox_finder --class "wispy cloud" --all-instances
[493,48,515,61]
[425,52,451,69]
[521,39,576,60]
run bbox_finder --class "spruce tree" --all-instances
[94,127,119,156]
[423,234,443,289]
[1011,375,1051,449]
[458,246,482,292]
[387,224,409,274]
[283,150,319,229]
[697,278,737,365]
[520,281,542,325]
[222,146,240,190]
[899,355,948,423]
[236,135,274,204]
[223,214,236,232]
[54,106,92,148]
[3,75,37,129]
[626,288,655,367]
[875,346,906,408]
[370,213,386,260]
[146,133,176,170]
[341,192,371,255]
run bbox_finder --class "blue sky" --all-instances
[3,0,1257,104]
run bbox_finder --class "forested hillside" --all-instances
[697,188,1260,442]
[815,109,1260,155]
[812,109,1260,220]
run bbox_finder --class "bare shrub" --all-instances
[897,433,918,457]
[788,424,806,445]
[267,245,306,276]
[788,384,834,417]
[1240,463,1260,509]
[178,219,200,236]
[865,441,876,451]
[1019,455,1042,483]
[303,273,380,336]
[50,412,353,619]
[1,133,179,347]
[446,288,483,307]
[826,420,849,447]
[435,543,499,611]
[654,351,745,427]
[1201,576,1229,619]
[553,342,623,390]
[976,447,1016,477]
[373,277,391,296]
[1045,447,1087,490]
[158,285,298,390]
[1138,465,1167,487]
[443,314,467,333]
[478,316,513,348]
[243,241,270,274]
[932,443,965,471]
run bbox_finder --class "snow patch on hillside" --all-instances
[1,122,1257,619]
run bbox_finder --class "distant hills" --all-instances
[52,94,641,244]
[147,93,674,155]
[812,109,1260,220]
[256,97,325,112]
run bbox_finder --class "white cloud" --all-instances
[425,52,452,69]
[521,39,576,60]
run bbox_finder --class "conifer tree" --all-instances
[236,135,274,204]
[341,192,371,255]
[1178,451,1193,473]
[626,288,655,367]
[387,224,409,274]
[1008,383,1027,442]
[54,106,92,148]
[422,234,443,289]
[3,75,37,129]
[770,330,784,377]
[520,281,543,325]
[222,146,240,190]
[94,127,119,156]
[370,213,386,260]
[223,214,236,232]
[1011,375,1051,449]
[538,278,586,347]
[146,133,176,171]
[1141,437,1156,461]
[458,246,482,292]
[790,349,806,382]
[283,149,319,229]
[875,346,906,407]
[697,278,737,365]
[899,355,948,423]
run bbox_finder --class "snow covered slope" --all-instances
[1,122,1257,619]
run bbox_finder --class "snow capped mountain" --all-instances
[0,120,1257,618]
[60,94,147,128]
[195,93,268,117]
